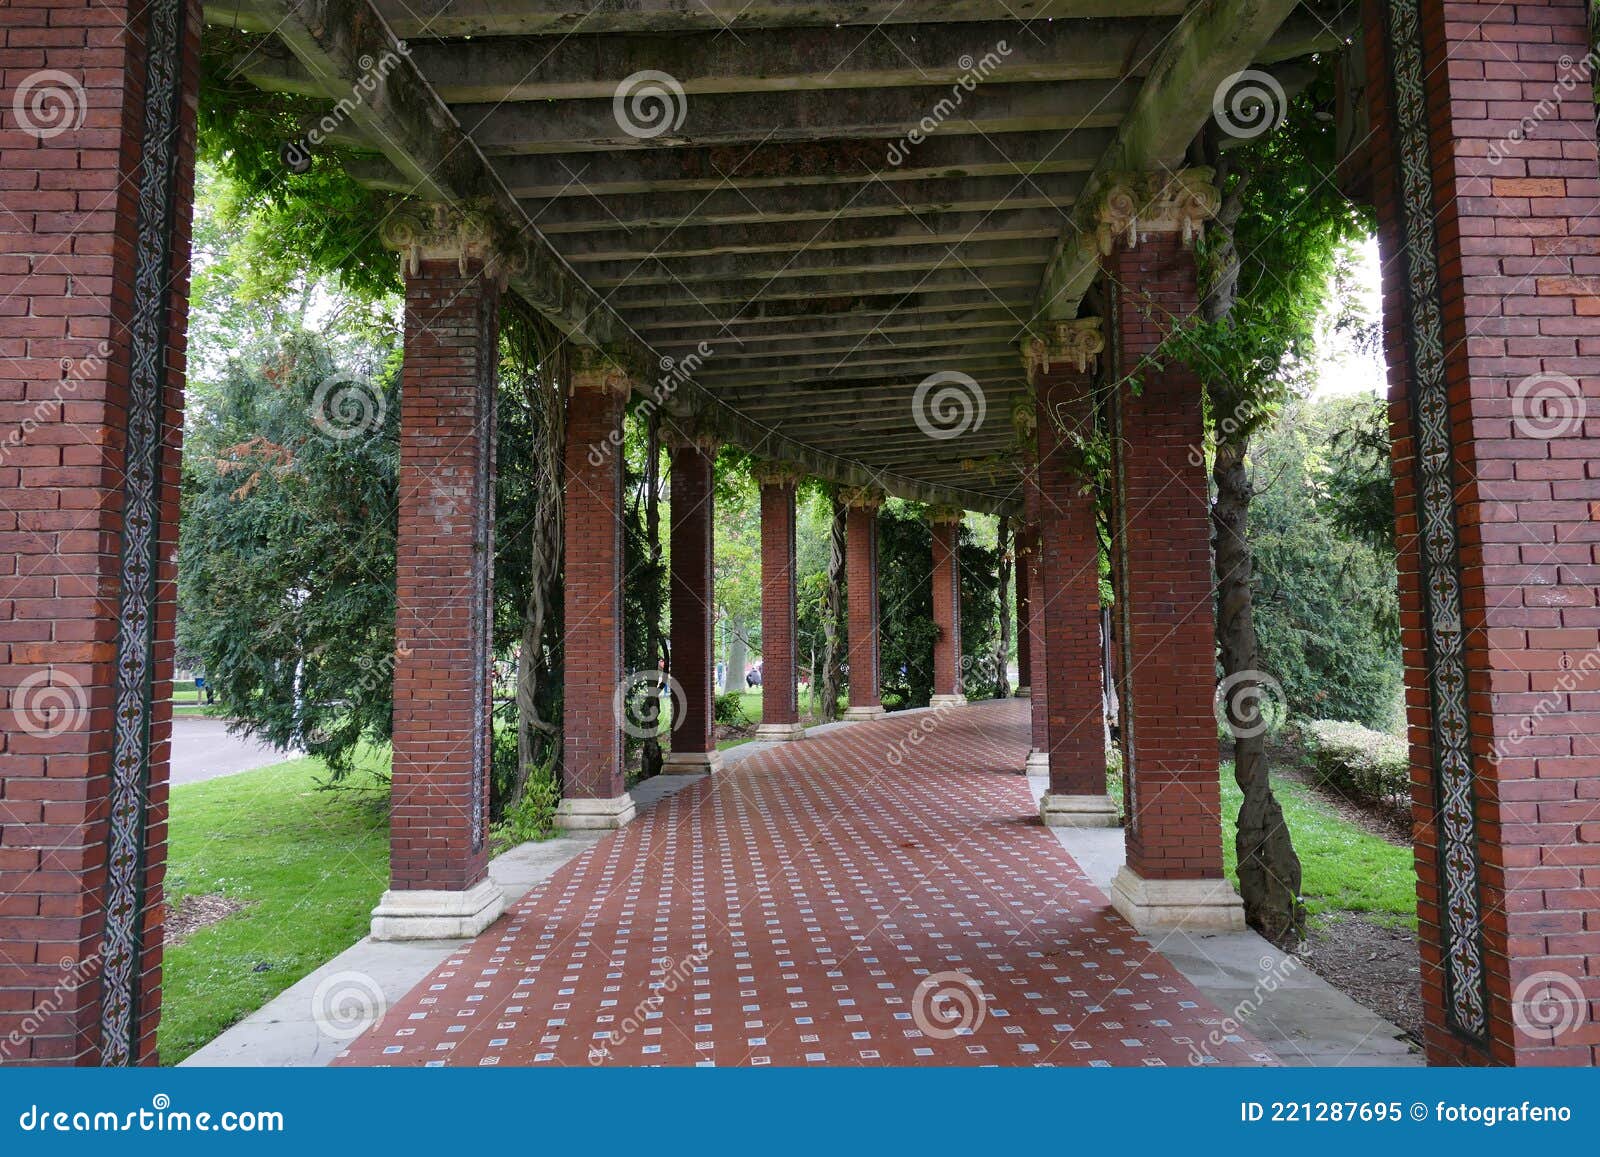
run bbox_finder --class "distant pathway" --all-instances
[334,698,1272,1068]
[170,715,298,786]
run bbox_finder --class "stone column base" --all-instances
[1040,793,1120,828]
[555,793,637,831]
[754,721,807,742]
[928,693,968,708]
[842,704,885,721]
[1109,866,1246,932]
[662,750,722,775]
[1014,685,1031,699]
[370,878,506,941]
[1024,750,1049,776]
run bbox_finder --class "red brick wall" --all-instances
[759,480,800,725]
[1366,0,1600,1065]
[389,257,499,894]
[0,0,199,1065]
[563,384,627,799]
[670,444,716,755]
[845,502,881,709]
[1104,233,1223,882]
[1034,370,1108,796]
[930,519,962,697]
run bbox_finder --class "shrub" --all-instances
[1300,719,1409,803]
[490,756,561,853]
[713,692,749,726]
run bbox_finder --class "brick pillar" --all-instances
[1014,527,1033,697]
[842,489,886,720]
[663,434,720,773]
[754,463,806,740]
[1096,182,1243,931]
[370,219,507,941]
[555,354,637,830]
[1024,326,1116,827]
[928,509,967,706]
[1366,0,1600,1065]
[0,0,199,1066]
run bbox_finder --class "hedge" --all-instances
[1299,719,1409,804]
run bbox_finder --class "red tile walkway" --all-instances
[335,698,1274,1067]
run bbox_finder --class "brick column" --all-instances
[928,508,967,707]
[555,354,637,830]
[1023,471,1049,774]
[371,210,507,940]
[1096,174,1243,932]
[0,0,199,1065]
[842,488,886,720]
[663,433,720,773]
[1366,0,1600,1065]
[1024,323,1117,827]
[754,463,806,740]
[1014,526,1033,697]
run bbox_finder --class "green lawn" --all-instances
[158,748,390,1063]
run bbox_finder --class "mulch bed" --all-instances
[164,892,247,946]
[1294,914,1424,1044]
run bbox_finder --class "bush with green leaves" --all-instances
[713,692,750,726]
[1300,719,1409,803]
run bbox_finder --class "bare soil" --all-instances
[1295,914,1424,1044]
[163,892,246,946]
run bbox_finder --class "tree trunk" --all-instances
[723,614,748,695]
[1213,434,1305,947]
[995,516,1012,698]
[819,493,847,721]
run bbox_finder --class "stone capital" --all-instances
[1093,168,1220,255]
[1020,317,1105,383]
[752,459,806,488]
[662,420,720,456]
[381,199,507,279]
[839,485,884,511]
[925,504,965,526]
[570,346,636,397]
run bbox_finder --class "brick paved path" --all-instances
[335,699,1273,1067]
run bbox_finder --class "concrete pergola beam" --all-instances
[649,310,1026,346]
[557,209,1067,263]
[698,354,1022,390]
[1033,0,1306,319]
[605,271,1042,311]
[581,240,1050,288]
[526,174,1087,235]
[455,80,1134,154]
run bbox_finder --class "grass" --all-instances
[158,747,390,1064]
[1109,753,1415,926]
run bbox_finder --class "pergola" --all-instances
[2,0,1597,1070]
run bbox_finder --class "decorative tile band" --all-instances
[1379,0,1487,1041]
[101,0,187,1066]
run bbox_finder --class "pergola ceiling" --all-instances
[207,0,1347,514]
